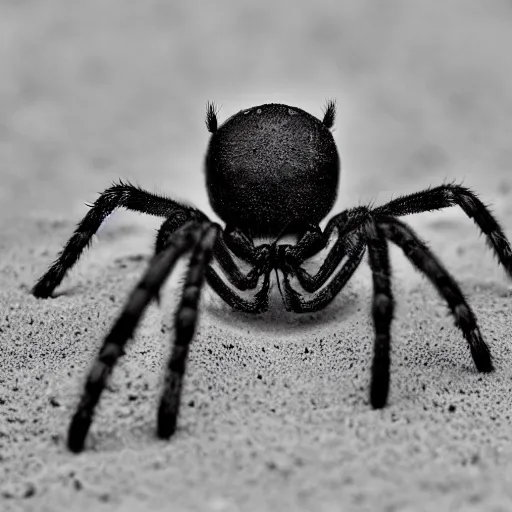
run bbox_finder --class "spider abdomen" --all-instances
[205,103,339,237]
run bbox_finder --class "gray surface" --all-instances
[1,1,512,510]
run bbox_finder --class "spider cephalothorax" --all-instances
[32,100,512,453]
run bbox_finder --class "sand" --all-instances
[1,1,512,511]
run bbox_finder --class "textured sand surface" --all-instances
[1,1,512,511]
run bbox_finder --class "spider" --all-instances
[33,101,512,453]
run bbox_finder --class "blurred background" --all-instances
[1,0,511,225]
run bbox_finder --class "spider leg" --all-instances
[205,265,272,314]
[378,216,493,373]
[278,220,394,407]
[67,220,210,453]
[279,230,365,293]
[273,209,369,308]
[33,181,198,298]
[274,218,366,293]
[365,222,394,409]
[281,223,327,262]
[219,221,344,297]
[191,225,272,313]
[157,225,219,438]
[373,183,512,277]
[223,225,264,262]
[212,229,270,291]
[285,206,380,294]
[278,233,366,313]
[155,210,205,253]
[167,222,272,313]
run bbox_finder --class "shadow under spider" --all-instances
[203,285,364,336]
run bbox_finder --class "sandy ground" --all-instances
[1,1,512,510]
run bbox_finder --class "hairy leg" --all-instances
[34,181,196,298]
[212,229,270,291]
[373,183,512,276]
[274,216,370,293]
[222,225,266,263]
[278,231,365,293]
[209,231,361,315]
[67,221,209,453]
[215,221,355,300]
[364,222,394,409]
[278,235,366,313]
[157,224,219,438]
[278,219,394,406]
[205,265,271,314]
[379,216,493,372]
[306,184,511,309]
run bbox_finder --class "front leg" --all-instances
[212,228,270,290]
[278,237,366,313]
[67,220,209,452]
[34,181,196,298]
[205,265,271,314]
[205,226,272,314]
[275,211,370,312]
[278,219,365,293]
[157,223,220,439]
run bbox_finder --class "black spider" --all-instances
[33,101,512,453]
